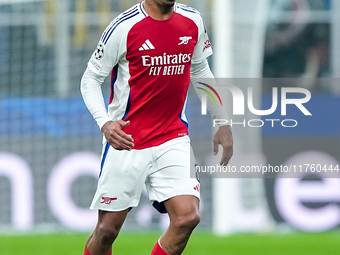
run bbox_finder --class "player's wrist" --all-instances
[100,120,114,132]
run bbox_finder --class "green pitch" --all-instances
[0,232,339,255]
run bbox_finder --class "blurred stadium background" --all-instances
[0,0,340,254]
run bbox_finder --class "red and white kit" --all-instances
[88,1,212,148]
[81,1,217,212]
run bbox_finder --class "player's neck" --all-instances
[143,0,174,21]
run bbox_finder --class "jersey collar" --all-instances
[139,0,148,17]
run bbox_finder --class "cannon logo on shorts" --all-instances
[101,197,117,204]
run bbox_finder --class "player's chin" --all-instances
[164,0,175,7]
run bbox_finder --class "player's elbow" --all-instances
[80,73,88,96]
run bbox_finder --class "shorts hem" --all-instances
[150,189,200,213]
[151,189,200,205]
[89,203,139,212]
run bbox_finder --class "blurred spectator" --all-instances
[263,0,331,92]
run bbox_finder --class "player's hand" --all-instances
[101,120,134,150]
[213,125,233,166]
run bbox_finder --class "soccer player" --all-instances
[80,0,233,254]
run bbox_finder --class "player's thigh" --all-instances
[91,143,153,211]
[146,136,200,207]
[164,195,200,221]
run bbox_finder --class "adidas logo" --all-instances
[139,39,155,51]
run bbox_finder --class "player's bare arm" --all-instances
[101,120,134,151]
[213,125,233,166]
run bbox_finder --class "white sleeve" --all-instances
[82,20,126,129]
[192,16,213,64]
[191,60,230,126]
[87,21,123,77]
[80,67,111,130]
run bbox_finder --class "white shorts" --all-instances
[90,136,200,213]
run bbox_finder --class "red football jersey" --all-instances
[88,1,212,149]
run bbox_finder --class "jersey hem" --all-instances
[131,132,189,150]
